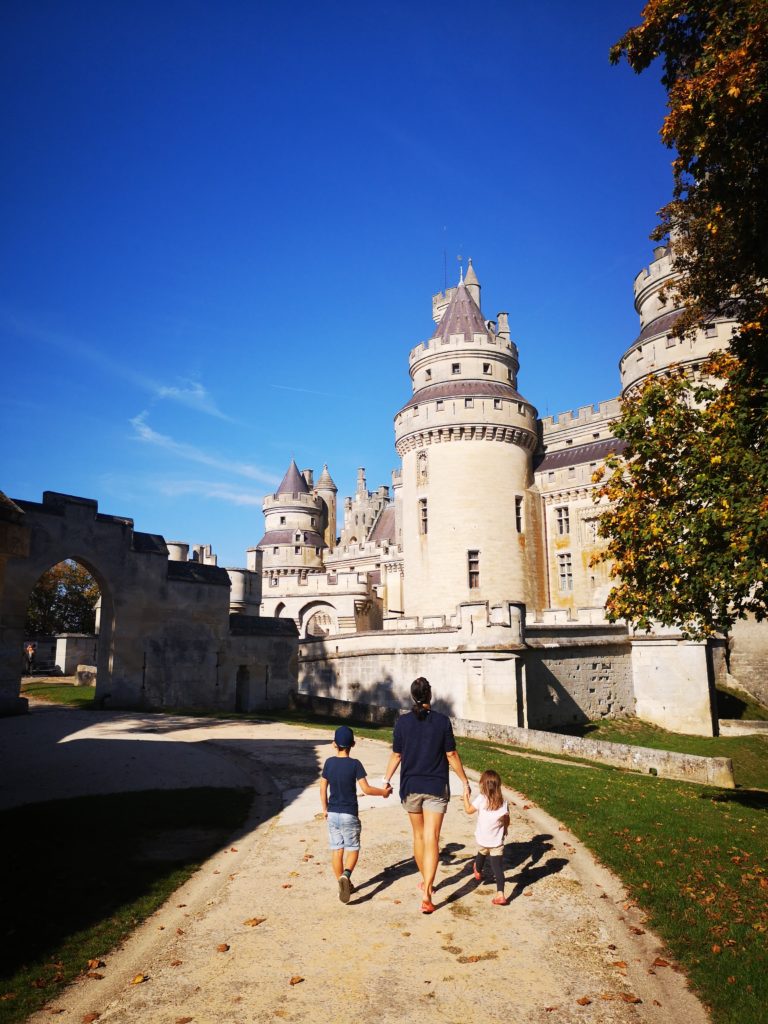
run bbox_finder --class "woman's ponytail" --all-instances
[410,677,432,720]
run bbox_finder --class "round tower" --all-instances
[258,459,326,585]
[315,463,338,553]
[620,243,738,395]
[394,264,538,619]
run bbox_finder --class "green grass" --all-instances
[21,681,96,709]
[559,716,768,791]
[716,683,768,721]
[0,787,253,1024]
[452,735,767,1024]
[18,691,767,1022]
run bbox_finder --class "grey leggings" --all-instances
[475,851,505,891]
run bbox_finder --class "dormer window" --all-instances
[295,533,301,542]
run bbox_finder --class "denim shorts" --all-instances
[327,812,361,850]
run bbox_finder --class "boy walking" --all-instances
[320,725,392,903]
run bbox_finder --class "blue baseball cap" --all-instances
[334,725,355,748]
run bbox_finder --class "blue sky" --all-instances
[1,1,670,568]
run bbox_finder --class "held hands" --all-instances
[380,778,393,799]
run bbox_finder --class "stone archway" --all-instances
[299,601,338,639]
[0,492,161,713]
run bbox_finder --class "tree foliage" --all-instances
[26,560,100,635]
[611,0,768,374]
[598,2,768,637]
[594,353,768,639]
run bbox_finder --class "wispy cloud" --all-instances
[155,479,265,506]
[129,412,279,486]
[3,313,234,420]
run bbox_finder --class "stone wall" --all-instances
[524,630,633,728]
[728,615,768,707]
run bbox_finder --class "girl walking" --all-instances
[463,769,509,906]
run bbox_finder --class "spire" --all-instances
[431,280,487,342]
[316,464,337,491]
[276,459,309,495]
[464,257,480,308]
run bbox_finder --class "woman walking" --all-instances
[382,677,471,913]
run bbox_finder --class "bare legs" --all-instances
[331,848,359,880]
[407,810,444,904]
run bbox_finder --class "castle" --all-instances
[254,247,753,735]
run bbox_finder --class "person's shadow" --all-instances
[435,834,568,907]
[350,855,421,904]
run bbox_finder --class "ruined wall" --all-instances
[728,616,768,707]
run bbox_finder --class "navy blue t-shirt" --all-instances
[321,756,366,815]
[392,710,456,800]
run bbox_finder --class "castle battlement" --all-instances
[263,492,321,510]
[539,399,621,434]
[409,332,514,363]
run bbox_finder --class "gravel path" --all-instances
[1,706,709,1024]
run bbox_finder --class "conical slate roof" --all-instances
[463,258,479,287]
[432,281,487,341]
[276,459,309,495]
[315,463,337,491]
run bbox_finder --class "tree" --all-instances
[596,1,768,637]
[610,0,768,374]
[26,561,100,635]
[594,353,768,639]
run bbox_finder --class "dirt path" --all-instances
[7,708,709,1024]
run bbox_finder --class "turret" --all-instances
[257,459,325,581]
[464,257,481,309]
[315,463,338,553]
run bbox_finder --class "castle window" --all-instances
[515,496,524,533]
[280,516,286,525]
[465,398,473,409]
[593,432,599,439]
[273,546,279,554]
[555,506,570,535]
[468,550,480,589]
[705,324,717,338]
[294,546,300,554]
[419,498,428,535]
[452,363,460,374]
[425,368,432,380]
[494,399,502,410]
[413,405,419,417]
[666,335,676,348]
[311,517,316,526]
[483,362,491,375]
[417,451,428,485]
[557,553,573,592]
[568,466,576,478]
[295,533,301,541]
[566,439,573,446]
[548,471,555,482]
[270,576,278,587]
[636,346,643,359]
[436,400,444,411]
[315,547,321,556]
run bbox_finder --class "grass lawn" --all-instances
[0,787,253,1024]
[14,694,766,1023]
[259,710,767,1024]
[21,681,96,709]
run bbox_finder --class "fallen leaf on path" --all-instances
[130,973,148,985]
[653,1000,662,1007]
[621,994,642,1003]
[653,958,670,967]
[177,904,187,908]
[243,917,266,927]
[611,961,628,969]
[629,927,645,935]
[599,892,608,899]
[86,972,104,980]
[176,928,184,935]
[86,959,104,970]
[82,1014,101,1022]
[289,976,304,986]
[281,884,292,889]
[170,960,183,967]
[544,1007,559,1013]
[393,899,401,905]
[230,847,238,852]
[712,944,722,954]
[49,1010,65,1015]
[402,932,411,937]
[599,993,618,1000]
[607,944,616,950]
[176,1017,194,1023]
[289,871,299,877]
[216,944,230,953]
[576,996,592,1005]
